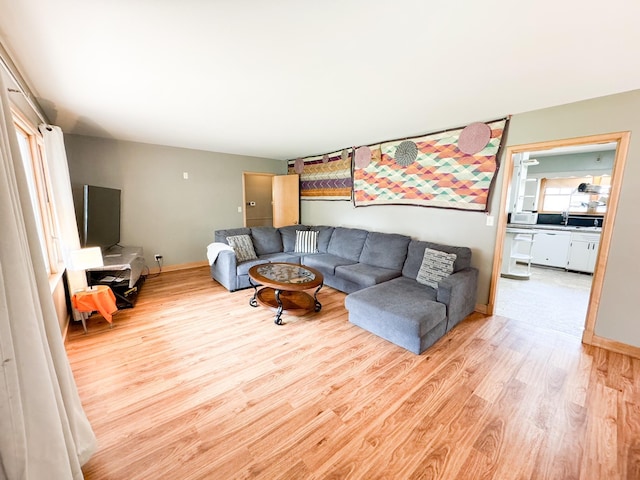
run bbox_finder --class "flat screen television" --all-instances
[78,185,121,249]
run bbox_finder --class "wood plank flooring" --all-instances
[65,266,640,479]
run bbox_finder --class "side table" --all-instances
[72,285,118,332]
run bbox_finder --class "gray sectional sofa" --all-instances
[208,225,478,354]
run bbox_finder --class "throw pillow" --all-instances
[226,234,257,262]
[416,247,457,288]
[294,230,318,253]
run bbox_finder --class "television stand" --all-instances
[87,245,146,309]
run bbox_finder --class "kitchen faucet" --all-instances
[562,211,569,225]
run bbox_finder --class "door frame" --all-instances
[488,131,630,346]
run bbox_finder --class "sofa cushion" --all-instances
[280,225,309,252]
[236,257,269,275]
[327,227,368,261]
[416,248,456,288]
[295,230,318,253]
[215,227,251,244]
[303,253,357,277]
[258,252,302,264]
[359,231,410,270]
[335,263,401,288]
[251,227,283,255]
[226,234,258,262]
[403,240,472,278]
[314,226,335,253]
[345,277,445,337]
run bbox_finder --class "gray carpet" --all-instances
[496,265,592,337]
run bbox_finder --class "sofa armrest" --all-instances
[210,249,238,291]
[436,267,478,330]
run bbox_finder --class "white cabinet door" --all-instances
[587,238,600,272]
[567,240,591,272]
[567,233,600,273]
[531,232,571,268]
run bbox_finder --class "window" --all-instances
[539,176,610,214]
[13,111,62,274]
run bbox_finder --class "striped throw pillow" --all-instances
[294,230,318,253]
[226,234,257,262]
[416,247,457,288]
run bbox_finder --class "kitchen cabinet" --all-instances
[567,232,600,273]
[531,231,571,268]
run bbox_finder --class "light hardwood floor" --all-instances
[66,266,640,480]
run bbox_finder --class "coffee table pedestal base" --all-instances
[251,287,321,325]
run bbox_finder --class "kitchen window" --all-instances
[539,176,609,214]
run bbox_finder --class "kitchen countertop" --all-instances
[507,223,602,233]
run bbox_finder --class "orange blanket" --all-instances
[72,285,118,323]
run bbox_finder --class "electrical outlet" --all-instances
[155,254,163,261]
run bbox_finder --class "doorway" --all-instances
[489,132,630,346]
[242,172,274,228]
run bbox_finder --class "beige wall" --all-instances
[65,135,287,268]
[303,89,640,348]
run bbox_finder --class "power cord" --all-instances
[144,255,164,279]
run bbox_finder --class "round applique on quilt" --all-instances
[458,122,491,155]
[394,141,418,167]
[354,146,372,168]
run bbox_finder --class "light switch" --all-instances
[237,206,242,213]
[183,172,189,180]
[486,215,494,226]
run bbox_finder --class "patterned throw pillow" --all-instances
[226,234,257,262]
[416,247,457,288]
[294,230,318,253]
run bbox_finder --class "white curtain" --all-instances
[39,124,86,321]
[0,74,96,478]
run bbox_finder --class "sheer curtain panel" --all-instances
[0,74,96,479]
[39,124,87,320]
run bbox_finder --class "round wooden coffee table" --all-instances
[248,263,324,325]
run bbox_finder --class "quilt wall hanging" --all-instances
[287,148,353,201]
[353,118,509,211]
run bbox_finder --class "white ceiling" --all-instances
[1,1,639,160]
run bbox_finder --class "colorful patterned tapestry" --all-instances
[353,119,508,211]
[287,149,352,200]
